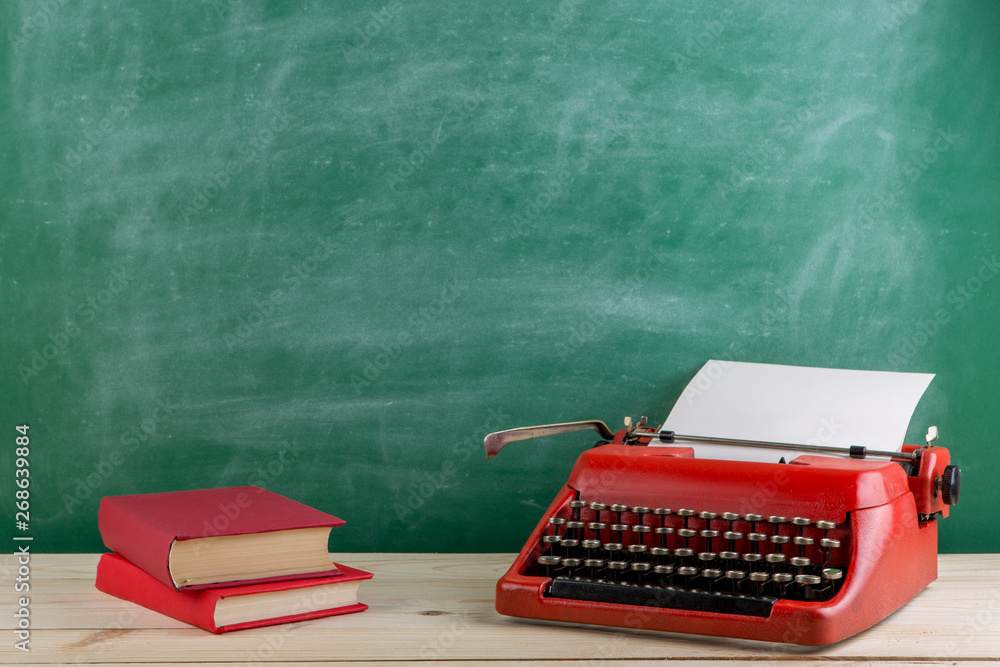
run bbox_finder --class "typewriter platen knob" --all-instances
[939,464,961,506]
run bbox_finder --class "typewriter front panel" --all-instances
[496,444,938,645]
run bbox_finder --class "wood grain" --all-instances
[1,553,997,664]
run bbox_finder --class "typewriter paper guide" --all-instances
[659,360,934,463]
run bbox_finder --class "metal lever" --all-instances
[484,420,616,459]
[658,431,923,461]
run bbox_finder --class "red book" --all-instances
[98,486,345,590]
[96,552,371,633]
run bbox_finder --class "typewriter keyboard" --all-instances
[532,498,849,615]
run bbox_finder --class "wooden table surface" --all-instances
[2,553,998,665]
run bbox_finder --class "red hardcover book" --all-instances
[98,486,345,590]
[96,552,371,633]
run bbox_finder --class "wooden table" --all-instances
[2,553,998,665]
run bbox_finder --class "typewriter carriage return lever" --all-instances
[486,416,959,645]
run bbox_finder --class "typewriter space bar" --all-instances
[547,578,777,617]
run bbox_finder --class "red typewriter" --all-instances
[485,417,959,645]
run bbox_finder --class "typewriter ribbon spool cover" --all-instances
[486,361,959,645]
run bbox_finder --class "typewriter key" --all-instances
[766,553,785,564]
[632,561,651,572]
[633,506,650,517]
[722,511,741,521]
[795,573,822,598]
[702,568,722,591]
[584,558,604,578]
[607,560,628,582]
[674,547,694,559]
[678,566,698,586]
[653,507,673,516]
[792,517,811,526]
[610,504,629,527]
[698,552,718,564]
[589,502,606,524]
[537,555,561,577]
[815,520,837,531]
[820,538,840,548]
[725,569,745,592]
[749,571,769,595]
[581,539,600,560]
[743,553,762,563]
[724,530,743,541]
[548,517,566,528]
[768,515,786,524]
[793,536,813,546]
[677,509,696,531]
[654,564,675,576]
[604,542,622,553]
[677,528,697,538]
[822,567,843,581]
[650,547,670,558]
[542,535,561,547]
[790,556,810,568]
[720,551,739,561]
[628,544,648,556]
[565,520,585,541]
[699,511,717,530]
[587,521,606,542]
[568,499,587,521]
[772,571,793,595]
[561,539,579,549]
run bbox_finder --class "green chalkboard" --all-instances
[2,1,998,554]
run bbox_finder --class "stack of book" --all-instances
[95,486,372,633]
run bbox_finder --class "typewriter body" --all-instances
[486,417,959,645]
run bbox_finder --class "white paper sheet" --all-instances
[658,360,934,463]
